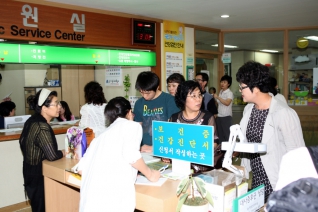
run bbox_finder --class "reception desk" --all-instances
[43,157,180,212]
[0,124,74,208]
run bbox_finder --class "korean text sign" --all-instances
[152,121,214,166]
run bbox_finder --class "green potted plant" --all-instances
[123,74,131,99]
[176,172,214,212]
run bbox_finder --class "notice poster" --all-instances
[166,52,183,78]
[105,66,122,86]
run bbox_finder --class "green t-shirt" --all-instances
[134,92,180,146]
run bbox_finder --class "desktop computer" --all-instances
[3,115,31,129]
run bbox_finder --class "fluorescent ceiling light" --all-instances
[29,41,37,44]
[304,36,318,41]
[221,15,229,18]
[0,39,5,42]
[260,49,279,53]
[211,44,238,48]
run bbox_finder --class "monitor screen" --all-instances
[4,115,31,129]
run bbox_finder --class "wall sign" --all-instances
[152,121,214,166]
[132,19,156,45]
[0,43,156,66]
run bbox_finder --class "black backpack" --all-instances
[266,146,318,212]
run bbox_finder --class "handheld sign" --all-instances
[152,121,214,166]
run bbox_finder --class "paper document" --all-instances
[67,173,81,186]
[135,175,167,186]
[141,152,161,164]
[2,92,12,100]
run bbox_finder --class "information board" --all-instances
[152,121,214,166]
[0,43,156,66]
[232,184,265,212]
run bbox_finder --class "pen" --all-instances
[158,164,169,173]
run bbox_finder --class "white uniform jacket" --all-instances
[240,93,305,189]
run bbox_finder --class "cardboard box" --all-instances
[198,169,248,212]
[47,68,59,80]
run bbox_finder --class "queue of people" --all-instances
[15,62,310,211]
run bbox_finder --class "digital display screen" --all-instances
[0,43,156,66]
[132,19,156,45]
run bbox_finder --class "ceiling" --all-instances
[39,0,318,52]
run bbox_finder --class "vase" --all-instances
[180,202,209,212]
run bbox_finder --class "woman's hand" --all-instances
[140,145,153,153]
[146,169,161,182]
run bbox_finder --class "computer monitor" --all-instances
[4,115,31,129]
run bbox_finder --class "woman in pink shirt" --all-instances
[57,101,75,121]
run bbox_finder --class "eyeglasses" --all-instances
[49,101,61,107]
[139,90,152,95]
[195,78,204,82]
[187,94,204,99]
[239,85,249,91]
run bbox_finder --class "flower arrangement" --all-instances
[176,173,214,212]
[66,128,83,159]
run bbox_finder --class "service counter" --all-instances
[43,157,180,212]
[0,125,72,208]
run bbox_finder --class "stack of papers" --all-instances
[141,152,161,164]
[135,176,167,186]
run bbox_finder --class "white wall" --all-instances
[0,134,65,208]
[24,64,49,86]
[0,64,25,116]
[95,66,150,101]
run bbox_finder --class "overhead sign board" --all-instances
[0,43,156,66]
[152,121,214,166]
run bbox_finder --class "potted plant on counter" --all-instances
[176,173,214,212]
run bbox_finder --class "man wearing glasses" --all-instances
[195,72,218,118]
[134,71,180,153]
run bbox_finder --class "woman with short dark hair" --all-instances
[166,80,221,171]
[19,88,65,212]
[236,61,305,201]
[166,73,185,96]
[0,101,16,117]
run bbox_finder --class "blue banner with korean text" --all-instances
[152,121,214,166]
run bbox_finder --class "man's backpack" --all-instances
[266,146,318,212]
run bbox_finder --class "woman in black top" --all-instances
[167,80,220,172]
[19,88,65,212]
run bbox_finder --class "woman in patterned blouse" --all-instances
[164,80,220,172]
[19,89,65,212]
[236,61,305,201]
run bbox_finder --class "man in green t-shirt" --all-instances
[134,71,180,152]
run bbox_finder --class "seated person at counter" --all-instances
[134,71,179,153]
[236,61,305,201]
[0,100,16,117]
[163,80,220,172]
[79,81,107,137]
[76,97,160,212]
[19,88,65,212]
[57,100,75,121]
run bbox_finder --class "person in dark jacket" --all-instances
[19,88,65,212]
[195,72,218,117]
